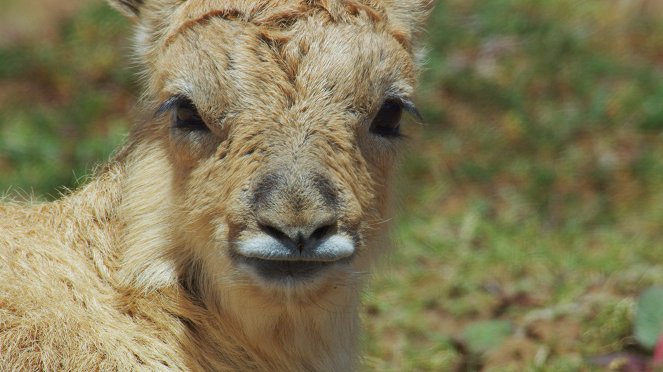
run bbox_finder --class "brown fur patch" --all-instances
[161,0,413,51]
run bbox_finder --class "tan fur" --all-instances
[0,1,432,370]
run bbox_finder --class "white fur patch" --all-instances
[237,234,354,262]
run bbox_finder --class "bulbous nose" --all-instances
[258,218,337,253]
[251,170,341,254]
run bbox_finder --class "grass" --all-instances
[2,0,663,370]
[0,3,132,196]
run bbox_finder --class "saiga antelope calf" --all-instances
[0,0,432,370]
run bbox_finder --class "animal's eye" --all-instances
[174,99,208,131]
[370,100,403,137]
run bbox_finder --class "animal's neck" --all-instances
[187,285,361,370]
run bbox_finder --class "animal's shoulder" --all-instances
[0,202,188,370]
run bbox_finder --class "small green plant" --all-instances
[635,287,663,350]
[460,320,513,355]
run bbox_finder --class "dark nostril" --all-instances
[258,223,291,243]
[257,221,337,252]
[310,224,335,241]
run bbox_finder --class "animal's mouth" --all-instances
[236,256,352,281]
[232,233,356,283]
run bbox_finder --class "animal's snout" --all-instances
[235,169,355,280]
[251,169,342,251]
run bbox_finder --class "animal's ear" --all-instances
[106,0,144,19]
[384,0,435,46]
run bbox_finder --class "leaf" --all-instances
[634,287,663,349]
[460,320,512,354]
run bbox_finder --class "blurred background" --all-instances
[2,0,663,370]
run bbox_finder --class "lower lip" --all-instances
[237,256,349,281]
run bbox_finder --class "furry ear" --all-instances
[107,0,145,19]
[384,0,435,46]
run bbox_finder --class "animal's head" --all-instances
[111,0,432,302]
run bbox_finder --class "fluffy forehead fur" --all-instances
[155,20,415,131]
[126,0,429,114]
[124,0,433,51]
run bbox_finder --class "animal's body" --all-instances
[0,0,431,370]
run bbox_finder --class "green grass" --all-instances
[0,4,132,197]
[369,0,663,369]
[2,0,663,370]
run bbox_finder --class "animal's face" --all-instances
[114,0,429,294]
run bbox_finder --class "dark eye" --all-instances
[370,100,403,137]
[174,99,208,131]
